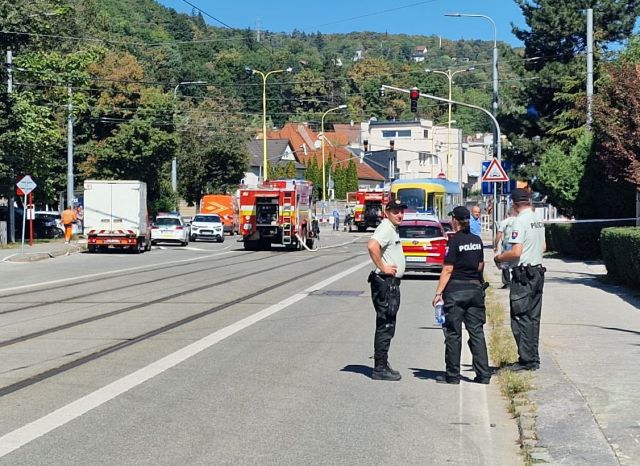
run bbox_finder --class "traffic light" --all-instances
[410,87,419,113]
[379,87,385,97]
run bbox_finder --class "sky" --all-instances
[157,0,528,47]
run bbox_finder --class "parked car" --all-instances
[399,214,448,273]
[0,207,65,239]
[189,214,224,242]
[151,215,189,246]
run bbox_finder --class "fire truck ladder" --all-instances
[282,192,293,245]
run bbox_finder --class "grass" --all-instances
[485,288,537,464]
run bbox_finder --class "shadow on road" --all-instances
[341,364,373,378]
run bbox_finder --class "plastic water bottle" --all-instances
[434,300,445,325]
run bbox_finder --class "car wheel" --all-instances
[190,235,196,242]
[218,236,224,243]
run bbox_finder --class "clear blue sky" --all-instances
[157,0,528,47]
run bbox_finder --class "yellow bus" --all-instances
[390,178,461,218]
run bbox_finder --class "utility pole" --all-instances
[67,83,74,209]
[7,49,15,243]
[586,8,593,130]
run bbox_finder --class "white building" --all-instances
[361,119,461,181]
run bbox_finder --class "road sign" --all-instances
[482,161,515,195]
[481,158,509,183]
[16,175,37,195]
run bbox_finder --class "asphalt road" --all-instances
[0,230,521,465]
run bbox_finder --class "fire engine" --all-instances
[239,180,315,251]
[349,188,389,232]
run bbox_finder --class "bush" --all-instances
[600,227,640,289]
[546,220,635,259]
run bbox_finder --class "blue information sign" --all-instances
[481,161,515,195]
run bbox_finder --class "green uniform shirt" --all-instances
[371,218,405,278]
[508,208,545,266]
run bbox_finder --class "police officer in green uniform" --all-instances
[432,206,491,384]
[367,199,406,381]
[494,188,546,371]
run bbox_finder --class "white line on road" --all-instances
[0,259,370,458]
[0,249,236,294]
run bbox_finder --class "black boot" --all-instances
[372,359,401,381]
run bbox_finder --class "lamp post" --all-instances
[320,104,347,201]
[172,80,207,196]
[445,13,498,153]
[246,67,293,182]
[425,67,474,179]
[380,84,502,242]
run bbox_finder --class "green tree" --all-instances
[537,130,591,216]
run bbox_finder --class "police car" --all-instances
[399,212,448,273]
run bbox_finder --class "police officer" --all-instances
[494,188,546,371]
[367,199,406,381]
[432,206,491,384]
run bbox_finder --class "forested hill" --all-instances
[5,0,636,219]
[84,0,521,132]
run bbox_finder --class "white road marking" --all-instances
[0,250,236,294]
[0,259,370,458]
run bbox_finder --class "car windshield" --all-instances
[156,217,181,226]
[399,225,442,239]
[193,215,220,223]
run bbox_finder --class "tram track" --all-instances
[0,253,324,348]
[0,252,365,397]
[0,250,279,316]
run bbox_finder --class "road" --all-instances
[0,231,520,465]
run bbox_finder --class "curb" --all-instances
[485,249,557,465]
[3,244,86,263]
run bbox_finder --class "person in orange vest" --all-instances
[61,206,77,244]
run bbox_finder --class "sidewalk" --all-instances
[484,248,640,465]
[0,238,86,263]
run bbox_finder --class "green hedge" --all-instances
[545,220,635,259]
[600,227,640,289]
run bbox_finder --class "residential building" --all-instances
[361,119,463,184]
[268,123,384,191]
[412,45,428,62]
[242,139,305,187]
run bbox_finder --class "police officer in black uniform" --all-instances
[432,206,491,384]
[494,188,546,371]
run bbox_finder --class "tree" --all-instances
[510,0,640,151]
[537,130,591,216]
[593,61,640,186]
[79,117,177,209]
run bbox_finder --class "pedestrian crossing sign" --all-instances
[481,158,509,182]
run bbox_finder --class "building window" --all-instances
[419,152,428,166]
[423,129,430,139]
[381,129,412,138]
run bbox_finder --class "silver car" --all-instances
[190,214,224,242]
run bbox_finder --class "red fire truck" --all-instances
[349,188,389,232]
[239,180,315,251]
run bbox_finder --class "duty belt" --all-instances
[374,272,401,285]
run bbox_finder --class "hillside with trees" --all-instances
[0,0,638,219]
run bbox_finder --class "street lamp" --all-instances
[380,84,503,242]
[425,67,474,179]
[172,80,207,195]
[445,13,498,153]
[246,67,293,182]
[320,104,347,201]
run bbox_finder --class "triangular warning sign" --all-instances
[481,158,509,182]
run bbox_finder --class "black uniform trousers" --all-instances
[509,266,545,366]
[442,285,491,381]
[369,272,401,364]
